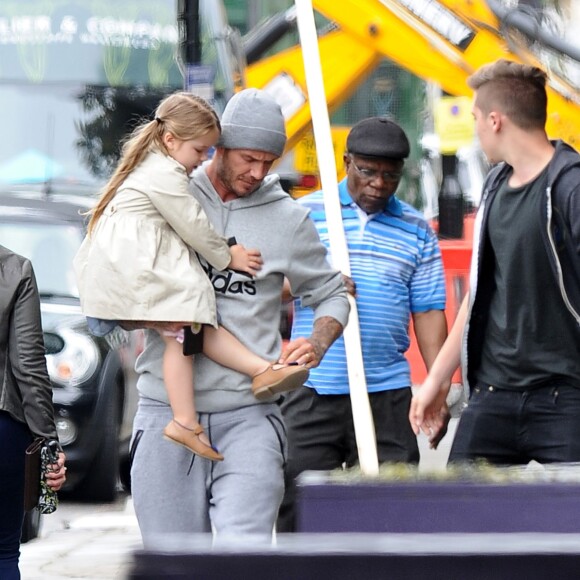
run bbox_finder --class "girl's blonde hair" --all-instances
[87,92,220,234]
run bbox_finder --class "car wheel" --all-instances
[77,384,121,502]
[21,509,41,543]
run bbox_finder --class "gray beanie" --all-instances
[218,88,287,157]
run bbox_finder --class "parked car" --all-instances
[0,191,140,537]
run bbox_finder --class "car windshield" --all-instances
[0,221,83,299]
[0,0,183,196]
[0,83,175,196]
[0,84,100,191]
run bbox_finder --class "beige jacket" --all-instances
[73,151,231,326]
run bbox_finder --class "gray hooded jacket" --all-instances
[135,169,350,413]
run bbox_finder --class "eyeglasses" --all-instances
[349,156,403,183]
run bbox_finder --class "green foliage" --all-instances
[321,460,580,485]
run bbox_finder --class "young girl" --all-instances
[74,92,308,462]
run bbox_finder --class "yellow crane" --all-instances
[245,0,580,149]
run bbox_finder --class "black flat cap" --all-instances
[346,117,410,159]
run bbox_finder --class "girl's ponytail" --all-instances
[86,92,219,235]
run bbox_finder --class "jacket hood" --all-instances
[191,165,290,210]
[486,140,580,194]
[547,140,580,188]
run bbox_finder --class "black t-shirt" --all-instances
[475,167,580,390]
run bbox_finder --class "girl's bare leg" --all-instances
[161,334,223,461]
[202,326,268,376]
[161,335,196,427]
[202,326,309,400]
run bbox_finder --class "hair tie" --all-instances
[154,116,162,124]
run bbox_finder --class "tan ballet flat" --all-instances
[252,363,309,401]
[163,420,224,461]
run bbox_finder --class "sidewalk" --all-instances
[20,499,142,580]
[19,416,458,579]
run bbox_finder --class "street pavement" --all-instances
[20,419,459,579]
[20,497,141,580]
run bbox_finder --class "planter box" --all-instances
[296,472,580,534]
[128,534,580,580]
[128,467,580,579]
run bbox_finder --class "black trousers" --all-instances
[450,382,580,465]
[277,386,419,532]
[0,411,32,580]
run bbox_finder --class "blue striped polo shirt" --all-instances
[291,178,446,394]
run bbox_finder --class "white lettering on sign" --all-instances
[0,15,177,48]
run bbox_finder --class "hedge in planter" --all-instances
[296,462,580,533]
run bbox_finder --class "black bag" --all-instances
[24,437,59,514]
[182,325,204,356]
[24,438,43,512]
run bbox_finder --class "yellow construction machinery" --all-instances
[233,0,580,381]
[244,0,580,150]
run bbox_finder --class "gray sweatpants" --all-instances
[130,398,286,547]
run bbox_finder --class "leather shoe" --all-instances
[163,420,224,461]
[252,364,309,401]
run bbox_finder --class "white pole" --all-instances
[294,0,379,475]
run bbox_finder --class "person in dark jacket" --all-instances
[410,59,580,465]
[0,246,66,579]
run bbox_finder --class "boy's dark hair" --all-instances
[468,59,548,131]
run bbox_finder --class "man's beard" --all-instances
[216,161,260,198]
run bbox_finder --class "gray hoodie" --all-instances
[135,168,350,413]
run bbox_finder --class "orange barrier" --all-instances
[407,216,473,385]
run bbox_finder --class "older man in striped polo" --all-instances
[278,117,449,532]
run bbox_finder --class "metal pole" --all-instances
[178,0,201,68]
[177,0,215,103]
[294,0,379,475]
